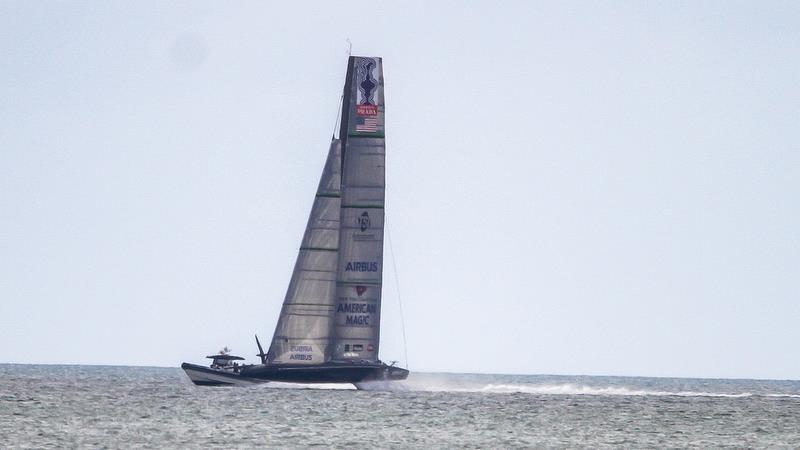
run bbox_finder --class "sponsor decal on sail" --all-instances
[356,286,367,296]
[354,58,381,134]
[357,104,377,117]
[358,211,370,232]
[337,303,377,314]
[356,58,377,105]
[346,315,370,325]
[337,303,375,327]
[288,345,314,361]
[345,261,378,272]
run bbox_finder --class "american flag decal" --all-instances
[356,116,379,133]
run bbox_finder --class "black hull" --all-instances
[181,362,409,387]
[243,362,409,384]
[181,363,266,387]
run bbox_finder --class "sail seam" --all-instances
[282,313,332,318]
[348,133,385,138]
[283,303,336,307]
[272,337,330,341]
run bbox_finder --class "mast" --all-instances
[331,56,386,361]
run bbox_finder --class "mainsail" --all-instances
[268,140,342,364]
[331,56,386,361]
[268,56,386,365]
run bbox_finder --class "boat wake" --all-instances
[389,379,795,398]
[256,382,356,390]
[355,380,411,391]
[460,383,753,397]
[242,376,800,398]
[243,379,800,398]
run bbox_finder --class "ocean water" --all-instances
[2,364,799,448]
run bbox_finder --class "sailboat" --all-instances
[181,56,409,388]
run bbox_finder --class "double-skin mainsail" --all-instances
[270,55,387,365]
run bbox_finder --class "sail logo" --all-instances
[345,261,378,272]
[346,315,370,325]
[337,303,377,314]
[288,344,313,361]
[356,58,377,105]
[356,286,367,296]
[356,104,377,117]
[358,211,370,232]
[338,302,375,327]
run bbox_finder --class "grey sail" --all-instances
[331,56,386,361]
[268,139,341,364]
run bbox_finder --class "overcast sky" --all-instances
[2,1,798,380]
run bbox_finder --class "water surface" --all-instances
[2,364,799,447]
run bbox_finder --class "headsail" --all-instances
[268,140,342,364]
[332,56,386,361]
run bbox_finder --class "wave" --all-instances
[765,393,800,398]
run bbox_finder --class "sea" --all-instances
[2,364,799,448]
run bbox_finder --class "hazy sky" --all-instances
[2,1,798,380]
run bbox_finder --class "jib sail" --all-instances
[268,140,342,364]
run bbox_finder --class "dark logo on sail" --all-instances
[288,345,313,361]
[356,286,367,296]
[345,261,378,272]
[337,303,376,313]
[338,303,375,327]
[357,59,377,105]
[358,211,370,232]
